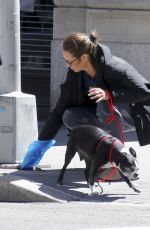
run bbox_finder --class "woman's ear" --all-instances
[81,54,88,62]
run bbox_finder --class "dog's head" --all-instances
[118,147,139,180]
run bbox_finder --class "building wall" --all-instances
[51,0,150,110]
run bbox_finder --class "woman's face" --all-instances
[63,50,87,72]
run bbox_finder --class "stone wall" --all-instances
[51,0,150,110]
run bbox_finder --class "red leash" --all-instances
[95,91,124,183]
[105,90,124,144]
[95,137,119,183]
[90,91,124,192]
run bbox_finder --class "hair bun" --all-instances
[89,31,97,44]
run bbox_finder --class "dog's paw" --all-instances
[57,180,63,186]
[88,184,103,195]
[88,190,100,196]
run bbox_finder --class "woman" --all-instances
[21,31,150,169]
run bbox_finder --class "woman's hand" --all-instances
[88,87,110,103]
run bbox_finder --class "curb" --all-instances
[0,173,80,202]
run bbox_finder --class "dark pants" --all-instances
[62,101,135,142]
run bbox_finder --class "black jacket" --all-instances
[39,44,150,146]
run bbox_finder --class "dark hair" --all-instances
[63,31,98,58]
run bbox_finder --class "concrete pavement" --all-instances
[0,127,150,204]
[79,228,150,230]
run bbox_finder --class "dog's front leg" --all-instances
[88,161,102,195]
[119,171,140,193]
[88,184,96,195]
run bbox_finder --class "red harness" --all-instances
[95,136,120,183]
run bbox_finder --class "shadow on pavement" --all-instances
[11,168,128,202]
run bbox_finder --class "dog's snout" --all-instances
[130,172,139,180]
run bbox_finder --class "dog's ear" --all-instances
[129,147,137,158]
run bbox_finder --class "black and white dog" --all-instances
[57,125,140,194]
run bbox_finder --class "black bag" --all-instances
[131,103,150,146]
[0,55,2,66]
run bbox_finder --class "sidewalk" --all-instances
[0,127,150,204]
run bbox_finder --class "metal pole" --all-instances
[13,0,21,91]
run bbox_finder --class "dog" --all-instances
[57,125,140,194]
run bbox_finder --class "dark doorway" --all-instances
[20,0,54,121]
